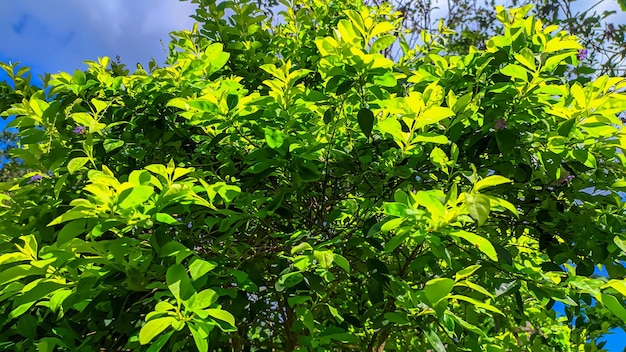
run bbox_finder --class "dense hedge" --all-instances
[1,1,626,351]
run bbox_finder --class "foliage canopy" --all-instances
[1,0,626,351]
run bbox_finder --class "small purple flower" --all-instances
[577,49,588,61]
[73,126,86,135]
[494,118,508,130]
[27,174,42,184]
[557,174,575,186]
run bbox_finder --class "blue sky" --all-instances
[0,1,625,351]
[1,0,625,77]
[0,1,196,74]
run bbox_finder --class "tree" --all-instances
[1,0,626,351]
[360,0,626,76]
[0,62,39,182]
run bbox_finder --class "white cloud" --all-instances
[0,1,197,74]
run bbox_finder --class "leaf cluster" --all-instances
[1,1,626,351]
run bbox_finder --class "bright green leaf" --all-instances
[139,317,174,345]
[465,193,491,226]
[188,258,218,281]
[206,308,236,329]
[450,230,498,261]
[424,278,455,305]
[474,175,512,192]
[264,128,284,149]
[500,64,528,81]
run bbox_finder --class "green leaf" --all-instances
[47,210,91,227]
[337,19,359,44]
[450,230,498,261]
[67,157,89,174]
[336,79,354,95]
[160,241,194,263]
[188,258,218,281]
[571,150,596,168]
[333,254,350,273]
[155,301,176,312]
[187,98,217,113]
[37,337,65,352]
[465,193,491,226]
[545,37,581,53]
[600,293,626,323]
[155,213,180,225]
[139,317,173,345]
[206,309,236,329]
[384,231,411,253]
[378,118,403,141]
[370,35,396,53]
[357,108,374,138]
[17,314,37,339]
[10,301,37,320]
[189,324,209,352]
[604,280,626,298]
[17,235,37,258]
[370,21,395,37]
[495,129,516,155]
[193,289,218,310]
[424,278,454,305]
[614,236,626,253]
[264,128,284,149]
[0,265,45,286]
[416,107,455,129]
[145,164,168,178]
[455,265,482,281]
[544,52,576,71]
[117,185,154,208]
[449,294,504,315]
[381,217,404,232]
[383,202,408,217]
[448,313,486,336]
[384,312,410,325]
[288,296,312,306]
[414,190,446,216]
[291,242,313,254]
[146,331,175,352]
[276,272,304,291]
[373,71,397,87]
[54,173,69,199]
[412,133,448,144]
[456,280,494,298]
[103,139,124,153]
[487,196,519,217]
[166,264,192,302]
[474,175,512,192]
[430,147,449,174]
[425,329,446,352]
[327,304,344,323]
[204,43,230,74]
[548,136,566,154]
[323,108,334,124]
[72,70,86,85]
[49,289,73,313]
[314,250,334,269]
[0,252,30,265]
[514,49,536,71]
[500,64,528,81]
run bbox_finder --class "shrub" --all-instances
[1,1,626,351]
